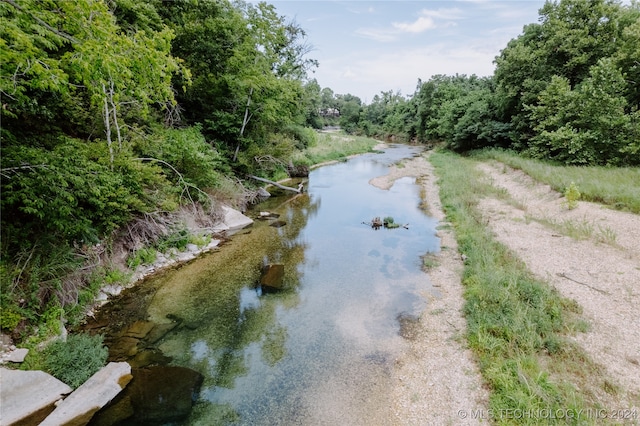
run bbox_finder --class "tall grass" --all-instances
[292,131,380,166]
[474,149,640,213]
[430,151,600,424]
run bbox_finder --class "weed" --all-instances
[596,225,617,245]
[422,252,440,271]
[537,217,593,240]
[41,333,108,388]
[189,233,212,248]
[126,247,157,269]
[564,182,581,210]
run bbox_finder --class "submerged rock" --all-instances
[90,366,203,425]
[260,264,285,289]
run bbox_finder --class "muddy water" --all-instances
[93,144,440,425]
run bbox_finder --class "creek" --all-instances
[87,144,440,425]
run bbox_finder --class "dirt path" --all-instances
[370,148,639,423]
[476,161,640,409]
[369,151,489,425]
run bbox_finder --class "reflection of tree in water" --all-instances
[150,192,320,423]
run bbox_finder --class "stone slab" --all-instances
[0,368,73,426]
[39,362,132,426]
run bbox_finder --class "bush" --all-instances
[283,125,318,150]
[132,124,228,190]
[42,333,108,388]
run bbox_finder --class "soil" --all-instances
[368,147,640,424]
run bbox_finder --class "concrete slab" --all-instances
[0,368,72,425]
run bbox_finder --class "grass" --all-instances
[534,217,619,245]
[429,150,607,424]
[474,149,640,214]
[292,131,380,166]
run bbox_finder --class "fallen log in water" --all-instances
[248,175,304,193]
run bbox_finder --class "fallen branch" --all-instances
[556,272,610,295]
[248,175,303,193]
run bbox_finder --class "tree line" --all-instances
[346,0,639,166]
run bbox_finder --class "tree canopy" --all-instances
[352,0,639,165]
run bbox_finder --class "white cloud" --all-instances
[355,27,398,42]
[417,8,464,20]
[392,16,436,33]
[391,7,463,34]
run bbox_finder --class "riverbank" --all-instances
[380,149,639,423]
[367,149,489,424]
[472,158,640,411]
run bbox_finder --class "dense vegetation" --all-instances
[350,0,639,166]
[0,0,336,336]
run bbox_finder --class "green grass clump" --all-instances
[474,149,640,213]
[564,182,581,210]
[41,333,108,388]
[292,132,379,166]
[126,247,157,269]
[430,150,594,420]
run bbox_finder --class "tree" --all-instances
[528,59,635,164]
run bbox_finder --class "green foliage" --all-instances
[126,247,157,269]
[564,182,581,210]
[42,333,108,389]
[291,132,378,165]
[156,227,192,252]
[283,125,318,150]
[1,138,169,254]
[527,59,635,165]
[0,308,22,332]
[133,124,227,190]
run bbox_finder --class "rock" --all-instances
[214,205,253,235]
[108,337,140,360]
[4,348,29,363]
[258,211,280,219]
[257,187,271,199]
[186,243,198,252]
[260,264,285,289]
[40,362,132,426]
[123,320,155,339]
[0,368,73,426]
[91,366,203,425]
[129,349,172,368]
[144,322,178,345]
[269,220,286,228]
[101,285,123,296]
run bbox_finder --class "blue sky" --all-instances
[267,1,546,102]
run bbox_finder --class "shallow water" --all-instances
[113,144,439,425]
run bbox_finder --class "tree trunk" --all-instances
[248,175,303,193]
[102,83,114,169]
[233,86,254,162]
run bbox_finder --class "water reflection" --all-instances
[88,144,440,425]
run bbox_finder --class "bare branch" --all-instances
[0,164,49,179]
[1,0,80,44]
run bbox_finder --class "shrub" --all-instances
[283,125,318,150]
[126,247,157,268]
[42,333,108,388]
[564,182,581,210]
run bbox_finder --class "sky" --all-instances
[265,1,547,103]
